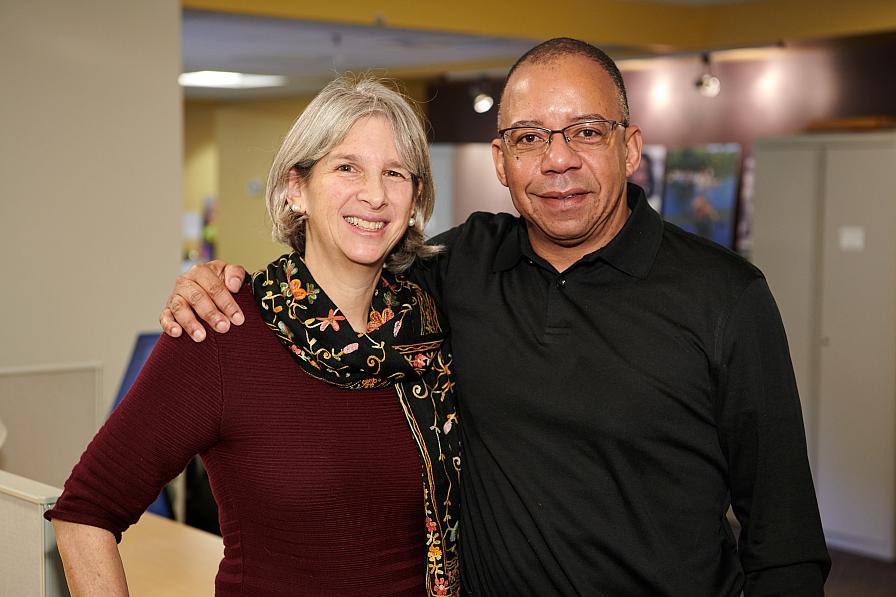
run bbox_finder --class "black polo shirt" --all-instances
[413,184,829,596]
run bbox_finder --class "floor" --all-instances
[826,548,896,597]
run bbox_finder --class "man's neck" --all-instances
[528,205,632,273]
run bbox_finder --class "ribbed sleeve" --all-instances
[47,323,223,542]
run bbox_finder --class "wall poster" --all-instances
[661,143,741,249]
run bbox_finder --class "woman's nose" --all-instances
[358,174,387,208]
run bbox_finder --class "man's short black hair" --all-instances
[499,37,630,126]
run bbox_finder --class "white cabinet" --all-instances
[0,469,68,596]
[752,131,896,560]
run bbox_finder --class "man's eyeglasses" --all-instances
[498,119,627,158]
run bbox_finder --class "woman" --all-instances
[47,74,461,597]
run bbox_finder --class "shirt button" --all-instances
[557,278,567,288]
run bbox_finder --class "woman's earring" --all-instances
[289,203,308,221]
[408,217,416,228]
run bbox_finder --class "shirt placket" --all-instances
[544,271,571,344]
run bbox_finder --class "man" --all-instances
[162,38,829,596]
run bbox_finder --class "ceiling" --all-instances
[181,1,896,100]
[621,0,750,3]
[182,11,539,99]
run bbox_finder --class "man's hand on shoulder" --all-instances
[160,260,247,342]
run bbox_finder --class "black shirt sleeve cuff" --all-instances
[744,561,827,596]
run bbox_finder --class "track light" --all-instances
[473,93,494,113]
[469,77,495,113]
[695,53,721,98]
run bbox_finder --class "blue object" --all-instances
[113,333,161,410]
[112,332,173,518]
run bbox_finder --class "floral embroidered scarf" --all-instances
[251,253,461,597]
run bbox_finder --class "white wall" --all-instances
[0,365,101,488]
[453,144,517,223]
[0,1,182,465]
[428,144,517,235]
[427,144,455,237]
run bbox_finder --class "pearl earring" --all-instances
[408,217,416,227]
[288,203,308,221]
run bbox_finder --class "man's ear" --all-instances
[491,138,509,188]
[623,124,643,178]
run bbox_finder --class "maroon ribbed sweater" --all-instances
[47,287,425,596]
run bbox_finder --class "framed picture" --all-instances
[629,144,666,213]
[661,143,741,249]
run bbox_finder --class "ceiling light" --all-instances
[694,53,721,98]
[178,71,286,89]
[469,76,496,114]
[696,73,721,98]
[473,93,494,114]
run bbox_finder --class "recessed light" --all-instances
[178,71,286,89]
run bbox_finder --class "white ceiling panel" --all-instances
[182,10,540,99]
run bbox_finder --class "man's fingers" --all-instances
[168,292,207,342]
[158,261,244,341]
[222,264,247,324]
[160,308,183,338]
[174,271,230,333]
[190,262,245,326]
[224,264,247,292]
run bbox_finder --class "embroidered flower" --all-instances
[360,378,378,388]
[367,306,394,332]
[412,353,429,369]
[343,342,359,354]
[426,517,437,532]
[317,309,345,332]
[304,283,320,304]
[289,279,308,300]
[428,545,442,563]
[434,577,449,595]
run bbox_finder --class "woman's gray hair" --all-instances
[266,73,439,273]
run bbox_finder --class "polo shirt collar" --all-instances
[597,183,663,278]
[492,183,663,278]
[492,218,528,271]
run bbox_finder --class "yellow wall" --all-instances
[183,101,218,259]
[213,97,311,271]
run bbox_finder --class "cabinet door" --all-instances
[752,143,822,469]
[816,140,896,559]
